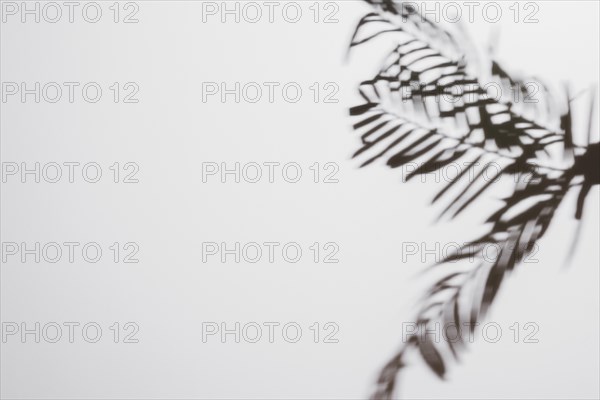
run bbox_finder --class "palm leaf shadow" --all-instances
[347,1,599,398]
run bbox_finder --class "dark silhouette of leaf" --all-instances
[348,1,599,398]
[418,338,446,379]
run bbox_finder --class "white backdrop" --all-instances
[1,1,599,399]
